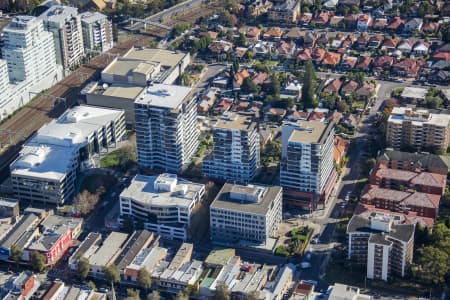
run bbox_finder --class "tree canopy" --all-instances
[31,252,46,272]
[138,268,152,290]
[77,257,90,280]
[212,282,230,300]
[104,264,120,284]
[301,60,317,109]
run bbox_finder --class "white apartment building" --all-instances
[210,183,282,245]
[203,112,260,184]
[134,84,198,173]
[39,5,85,69]
[10,105,125,205]
[119,174,205,240]
[0,60,10,110]
[280,121,336,209]
[80,11,113,52]
[387,107,450,152]
[1,16,61,119]
[347,213,415,281]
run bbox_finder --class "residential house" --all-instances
[340,56,358,71]
[234,47,248,60]
[213,98,233,114]
[355,56,373,72]
[340,80,359,96]
[300,12,313,25]
[392,58,421,78]
[431,52,450,61]
[324,79,343,94]
[334,136,349,165]
[356,82,376,100]
[274,41,296,59]
[357,14,373,31]
[404,18,423,33]
[412,41,429,56]
[329,15,344,27]
[252,41,273,57]
[308,111,326,122]
[338,0,361,7]
[422,22,439,35]
[200,31,219,40]
[324,0,339,9]
[330,33,345,49]
[252,72,268,85]
[234,70,251,89]
[355,34,369,50]
[381,37,398,52]
[373,17,388,31]
[367,35,382,48]
[312,48,326,64]
[312,12,330,26]
[428,70,450,85]
[265,108,286,121]
[340,35,354,52]
[246,27,261,42]
[303,32,317,48]
[342,113,357,128]
[373,56,394,74]
[386,16,404,33]
[208,41,233,60]
[283,28,304,41]
[287,110,310,121]
[316,32,329,47]
[297,48,312,62]
[343,14,357,29]
[322,52,341,69]
[396,39,413,55]
[263,27,284,40]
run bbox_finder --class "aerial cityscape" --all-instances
[0,0,448,299]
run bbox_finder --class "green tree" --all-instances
[87,281,96,291]
[104,264,120,284]
[137,268,152,290]
[268,74,280,97]
[77,257,90,280]
[301,60,317,109]
[241,77,258,94]
[247,290,260,300]
[147,291,160,300]
[31,252,46,272]
[126,288,140,300]
[416,246,449,284]
[175,291,189,300]
[10,245,22,265]
[212,282,230,300]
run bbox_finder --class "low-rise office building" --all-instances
[268,0,301,23]
[280,121,336,209]
[120,174,205,240]
[124,245,168,282]
[347,212,414,281]
[10,105,126,205]
[203,112,260,184]
[101,47,190,86]
[0,198,19,218]
[80,231,129,278]
[113,230,154,273]
[68,232,102,271]
[0,213,40,260]
[24,215,83,266]
[210,183,282,245]
[386,107,450,152]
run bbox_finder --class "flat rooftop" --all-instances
[389,107,450,127]
[114,230,153,270]
[88,83,144,100]
[204,248,235,266]
[0,198,18,208]
[80,11,107,24]
[120,174,204,209]
[11,105,124,181]
[287,121,334,144]
[134,83,192,109]
[401,86,428,99]
[102,58,160,78]
[124,48,187,68]
[89,232,128,267]
[39,5,79,25]
[213,112,257,132]
[211,183,282,215]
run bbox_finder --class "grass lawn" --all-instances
[99,145,136,171]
